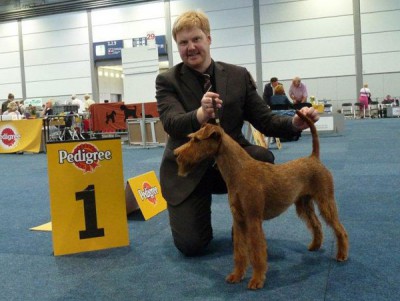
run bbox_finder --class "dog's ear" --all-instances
[194,124,222,141]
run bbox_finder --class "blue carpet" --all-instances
[0,118,399,300]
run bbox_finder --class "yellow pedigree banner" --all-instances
[127,171,167,220]
[0,119,42,153]
[46,138,129,256]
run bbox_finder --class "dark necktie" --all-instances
[202,73,220,125]
[203,73,212,92]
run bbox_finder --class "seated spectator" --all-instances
[289,76,308,104]
[382,95,394,104]
[16,100,25,114]
[42,100,54,118]
[2,101,22,119]
[270,85,293,110]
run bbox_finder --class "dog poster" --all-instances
[46,138,129,256]
[89,102,158,132]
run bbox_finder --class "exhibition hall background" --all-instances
[0,0,400,111]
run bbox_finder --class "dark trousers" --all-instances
[167,144,274,256]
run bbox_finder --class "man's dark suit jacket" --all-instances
[156,61,299,206]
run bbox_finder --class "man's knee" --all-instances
[173,233,212,257]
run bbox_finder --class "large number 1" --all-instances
[75,185,105,239]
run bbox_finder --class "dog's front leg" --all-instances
[247,219,267,290]
[226,219,248,284]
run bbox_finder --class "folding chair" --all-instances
[369,101,379,118]
[341,103,354,119]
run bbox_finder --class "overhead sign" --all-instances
[94,36,166,61]
[93,40,124,61]
[24,98,43,107]
[155,35,167,55]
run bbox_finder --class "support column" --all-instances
[353,0,363,98]
[87,10,99,102]
[164,0,173,68]
[253,0,263,96]
[18,20,26,100]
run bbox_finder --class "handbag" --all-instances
[361,88,372,103]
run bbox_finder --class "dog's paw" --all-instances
[336,252,348,262]
[247,277,265,290]
[225,273,244,284]
[308,241,322,251]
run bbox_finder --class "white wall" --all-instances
[91,1,165,43]
[170,0,257,76]
[91,1,165,102]
[361,0,400,99]
[0,21,22,100]
[22,11,92,100]
[259,0,355,109]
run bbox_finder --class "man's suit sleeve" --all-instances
[156,71,201,139]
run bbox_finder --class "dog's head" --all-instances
[174,124,223,176]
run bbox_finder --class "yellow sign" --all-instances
[312,103,325,113]
[47,138,129,256]
[0,119,42,153]
[126,171,167,220]
[251,125,267,148]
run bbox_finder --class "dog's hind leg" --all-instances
[295,196,323,251]
[314,194,349,262]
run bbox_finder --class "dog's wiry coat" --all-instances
[174,111,349,290]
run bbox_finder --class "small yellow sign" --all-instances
[126,171,167,220]
[47,138,129,256]
[0,119,42,153]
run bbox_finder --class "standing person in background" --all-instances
[289,77,308,104]
[155,10,319,257]
[84,94,95,111]
[358,83,371,118]
[262,77,280,107]
[71,94,84,114]
[1,93,14,114]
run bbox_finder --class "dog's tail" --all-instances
[295,110,319,159]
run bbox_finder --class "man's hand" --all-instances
[292,107,319,130]
[197,91,222,124]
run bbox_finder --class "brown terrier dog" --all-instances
[174,110,349,290]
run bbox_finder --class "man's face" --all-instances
[176,27,211,73]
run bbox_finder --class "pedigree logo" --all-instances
[0,126,21,150]
[58,142,112,173]
[137,182,159,205]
